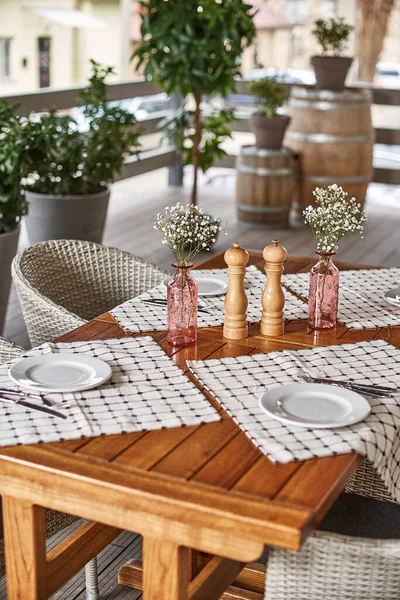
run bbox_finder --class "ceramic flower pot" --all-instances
[0,225,20,334]
[311,56,353,91]
[24,186,110,245]
[250,115,291,150]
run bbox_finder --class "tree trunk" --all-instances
[356,0,396,83]
[191,91,202,206]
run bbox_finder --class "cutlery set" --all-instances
[142,298,218,314]
[298,371,398,398]
[0,387,68,419]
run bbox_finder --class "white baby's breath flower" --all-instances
[304,185,367,254]
[153,203,229,265]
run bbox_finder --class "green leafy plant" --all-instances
[133,0,256,205]
[312,17,353,57]
[22,60,141,196]
[0,102,28,234]
[248,77,286,118]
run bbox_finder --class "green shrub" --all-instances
[22,61,141,196]
[249,77,286,118]
[312,17,353,57]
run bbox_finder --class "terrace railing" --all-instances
[1,78,399,186]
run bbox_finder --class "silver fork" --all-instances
[298,372,393,398]
[0,388,76,409]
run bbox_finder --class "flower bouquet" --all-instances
[304,185,367,330]
[153,203,226,346]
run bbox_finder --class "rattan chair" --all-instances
[264,458,400,599]
[0,336,99,597]
[12,240,169,346]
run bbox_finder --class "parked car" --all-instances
[374,62,400,89]
[224,67,315,111]
[70,93,173,132]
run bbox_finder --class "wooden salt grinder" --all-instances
[223,243,249,340]
[260,239,287,337]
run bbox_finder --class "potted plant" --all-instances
[133,0,256,205]
[21,61,141,245]
[248,77,289,150]
[0,102,28,333]
[311,17,354,91]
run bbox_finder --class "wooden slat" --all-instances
[143,538,190,600]
[188,556,245,600]
[0,78,160,113]
[2,498,46,600]
[46,522,121,596]
[375,127,400,145]
[117,147,177,181]
[373,166,400,185]
[118,559,264,600]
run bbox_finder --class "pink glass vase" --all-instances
[308,251,339,330]
[167,262,198,346]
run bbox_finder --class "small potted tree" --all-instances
[248,77,289,150]
[311,17,354,91]
[133,0,256,205]
[22,61,141,245]
[0,102,28,333]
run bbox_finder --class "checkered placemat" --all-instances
[0,337,219,447]
[187,340,400,502]
[110,266,307,333]
[284,268,400,330]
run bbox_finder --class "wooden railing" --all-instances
[1,78,400,186]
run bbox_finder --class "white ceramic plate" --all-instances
[384,287,400,307]
[259,383,371,429]
[162,273,229,296]
[9,354,112,393]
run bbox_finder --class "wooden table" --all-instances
[1,251,397,600]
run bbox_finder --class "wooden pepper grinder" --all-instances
[223,243,249,340]
[260,239,287,337]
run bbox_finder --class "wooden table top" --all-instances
[0,251,397,564]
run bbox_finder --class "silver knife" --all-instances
[0,396,68,419]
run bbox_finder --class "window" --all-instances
[38,37,51,88]
[0,38,11,79]
[321,0,338,18]
[286,0,307,22]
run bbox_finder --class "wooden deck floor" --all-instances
[3,167,400,349]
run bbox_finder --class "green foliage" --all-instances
[22,60,141,196]
[134,0,256,97]
[312,17,353,57]
[0,102,28,234]
[248,77,286,118]
[133,0,256,204]
[162,107,234,173]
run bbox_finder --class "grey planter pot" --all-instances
[0,225,20,334]
[311,56,353,91]
[250,115,291,150]
[24,187,110,245]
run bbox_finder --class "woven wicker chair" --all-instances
[0,337,99,597]
[264,459,400,600]
[12,240,169,346]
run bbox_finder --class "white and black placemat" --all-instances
[0,337,219,447]
[284,267,400,330]
[187,340,400,502]
[110,266,307,333]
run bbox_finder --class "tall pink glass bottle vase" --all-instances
[167,262,198,346]
[308,251,339,330]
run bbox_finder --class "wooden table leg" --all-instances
[143,537,190,600]
[2,496,47,600]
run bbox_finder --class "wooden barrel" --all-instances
[236,146,295,227]
[284,87,374,211]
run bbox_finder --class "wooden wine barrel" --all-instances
[284,87,374,211]
[236,146,296,227]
